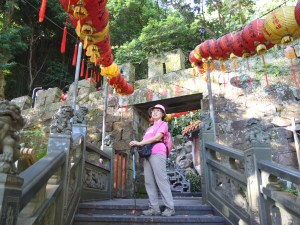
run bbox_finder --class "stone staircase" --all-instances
[73,198,224,224]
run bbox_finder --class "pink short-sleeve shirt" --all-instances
[143,121,168,156]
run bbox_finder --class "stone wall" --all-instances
[200,46,300,169]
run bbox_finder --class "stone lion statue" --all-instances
[73,106,88,124]
[103,133,114,147]
[0,100,25,174]
[50,105,73,135]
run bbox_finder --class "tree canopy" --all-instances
[0,0,296,99]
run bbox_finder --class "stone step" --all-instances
[74,214,225,225]
[77,203,213,215]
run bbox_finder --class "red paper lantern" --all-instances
[115,73,124,85]
[200,40,214,60]
[97,54,114,67]
[189,50,203,67]
[60,0,108,21]
[211,40,224,61]
[219,33,234,59]
[68,6,109,33]
[242,19,275,55]
[108,76,118,88]
[116,79,127,93]
[296,0,300,25]
[125,84,134,95]
[197,67,204,74]
[231,31,254,59]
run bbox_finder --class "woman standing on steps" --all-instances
[129,104,175,217]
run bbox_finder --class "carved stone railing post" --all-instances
[0,174,24,225]
[47,133,72,225]
[102,133,115,199]
[199,130,215,205]
[72,105,88,202]
[0,100,25,225]
[198,112,215,205]
[244,143,271,225]
[47,105,73,224]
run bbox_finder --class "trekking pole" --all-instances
[130,146,136,213]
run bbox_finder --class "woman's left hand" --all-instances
[129,141,142,147]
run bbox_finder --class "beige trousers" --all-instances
[144,154,174,210]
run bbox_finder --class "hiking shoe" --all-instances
[161,208,175,217]
[141,208,161,216]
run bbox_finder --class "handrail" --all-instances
[205,141,245,162]
[257,160,300,186]
[19,150,66,211]
[72,134,83,149]
[86,142,111,159]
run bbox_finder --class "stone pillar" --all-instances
[121,63,135,83]
[72,124,87,200]
[148,49,185,78]
[198,130,215,205]
[47,134,72,225]
[0,174,24,225]
[244,144,271,225]
[103,145,115,199]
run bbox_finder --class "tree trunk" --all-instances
[0,60,8,100]
[0,0,17,100]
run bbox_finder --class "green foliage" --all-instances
[42,60,72,89]
[167,110,201,137]
[37,149,47,160]
[278,180,298,197]
[20,129,48,159]
[254,63,283,81]
[186,171,201,193]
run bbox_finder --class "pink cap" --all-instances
[148,104,166,118]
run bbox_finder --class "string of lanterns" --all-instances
[38,0,134,99]
[190,3,300,89]
[149,110,197,124]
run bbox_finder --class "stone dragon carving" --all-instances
[73,106,88,124]
[50,105,73,135]
[83,167,107,190]
[0,100,25,174]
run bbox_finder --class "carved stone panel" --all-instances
[83,167,108,191]
[210,168,249,217]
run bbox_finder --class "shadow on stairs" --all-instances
[73,198,225,224]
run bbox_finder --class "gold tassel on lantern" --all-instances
[73,0,88,20]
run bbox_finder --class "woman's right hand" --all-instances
[129,141,142,147]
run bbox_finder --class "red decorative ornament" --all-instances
[85,65,89,80]
[242,19,274,56]
[61,26,67,54]
[189,50,203,67]
[68,7,109,34]
[197,67,204,74]
[72,44,78,66]
[39,0,47,22]
[230,31,253,59]
[200,40,214,60]
[210,40,223,61]
[219,33,234,59]
[59,0,108,21]
[296,0,300,25]
[80,58,84,77]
